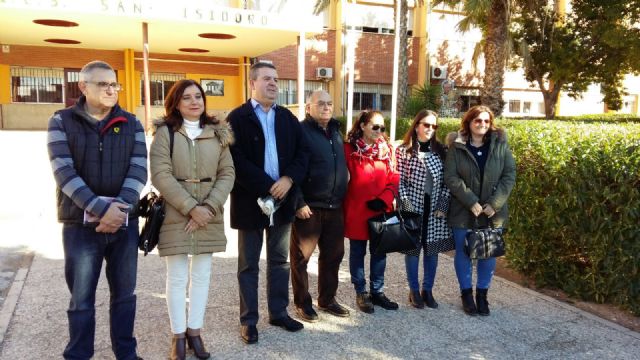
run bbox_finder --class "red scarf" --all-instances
[352,137,393,169]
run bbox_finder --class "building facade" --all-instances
[0,0,638,130]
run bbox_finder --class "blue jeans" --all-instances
[349,239,387,294]
[62,221,139,360]
[453,228,496,291]
[405,254,438,291]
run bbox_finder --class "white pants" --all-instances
[165,253,212,334]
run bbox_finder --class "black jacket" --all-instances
[227,100,310,229]
[295,115,348,209]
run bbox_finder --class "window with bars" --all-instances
[11,67,64,103]
[351,83,392,111]
[276,80,328,105]
[141,73,184,106]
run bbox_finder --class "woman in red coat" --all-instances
[343,110,400,314]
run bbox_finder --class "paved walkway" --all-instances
[0,131,638,359]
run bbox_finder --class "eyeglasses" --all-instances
[313,101,333,108]
[419,123,438,130]
[87,82,122,91]
[473,118,491,125]
[371,125,386,132]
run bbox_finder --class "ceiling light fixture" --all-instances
[178,48,209,53]
[44,39,81,44]
[198,33,236,40]
[34,19,79,27]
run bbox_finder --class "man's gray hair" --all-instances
[249,61,277,80]
[79,60,115,82]
[306,89,329,104]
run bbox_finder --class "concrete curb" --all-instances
[0,267,28,346]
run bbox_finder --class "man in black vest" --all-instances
[290,90,350,322]
[227,62,309,344]
[47,60,147,360]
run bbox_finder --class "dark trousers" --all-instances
[62,221,139,360]
[290,207,345,308]
[237,223,292,325]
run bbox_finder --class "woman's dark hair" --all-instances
[163,79,218,131]
[460,105,498,142]
[346,110,388,145]
[400,109,446,160]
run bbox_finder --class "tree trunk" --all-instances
[481,0,508,117]
[541,83,562,119]
[396,0,409,118]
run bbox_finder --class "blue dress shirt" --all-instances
[251,98,280,181]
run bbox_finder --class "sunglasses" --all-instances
[419,123,438,130]
[371,125,386,132]
[473,118,491,125]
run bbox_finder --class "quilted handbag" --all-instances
[464,216,506,260]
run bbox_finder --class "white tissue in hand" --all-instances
[257,196,277,216]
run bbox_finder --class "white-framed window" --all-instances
[141,73,184,106]
[10,66,64,103]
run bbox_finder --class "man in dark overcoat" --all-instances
[227,62,309,344]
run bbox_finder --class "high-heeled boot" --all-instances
[170,334,186,360]
[187,330,210,359]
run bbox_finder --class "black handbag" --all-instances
[464,216,506,260]
[138,191,165,256]
[367,191,422,256]
[137,125,174,256]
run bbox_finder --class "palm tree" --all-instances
[434,0,511,116]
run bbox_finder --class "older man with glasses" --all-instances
[289,90,350,323]
[47,60,147,360]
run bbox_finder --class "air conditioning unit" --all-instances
[316,67,333,79]
[431,65,447,80]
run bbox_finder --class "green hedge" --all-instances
[335,115,640,314]
[504,120,640,315]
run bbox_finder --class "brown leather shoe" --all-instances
[186,334,210,359]
[318,301,350,317]
[240,325,258,344]
[170,335,186,360]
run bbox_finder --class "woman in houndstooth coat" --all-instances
[395,109,453,309]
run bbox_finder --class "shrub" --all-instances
[498,120,639,315]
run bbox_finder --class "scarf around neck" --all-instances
[352,137,392,168]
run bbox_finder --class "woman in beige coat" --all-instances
[150,79,235,360]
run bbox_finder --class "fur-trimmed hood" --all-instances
[152,118,235,148]
[446,128,507,148]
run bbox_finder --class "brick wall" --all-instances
[133,52,238,75]
[0,45,239,75]
[257,30,419,85]
[0,45,124,69]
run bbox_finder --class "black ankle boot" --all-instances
[170,335,186,360]
[461,288,477,316]
[408,289,424,309]
[186,333,210,359]
[420,289,439,309]
[476,288,490,316]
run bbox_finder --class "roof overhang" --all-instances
[0,0,323,57]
